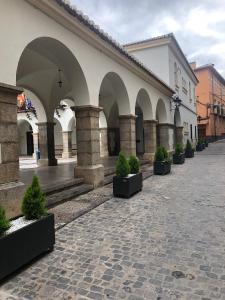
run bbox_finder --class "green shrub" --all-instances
[162,147,169,160]
[0,206,10,236]
[197,139,202,146]
[22,175,47,220]
[185,139,192,151]
[155,147,165,162]
[175,143,183,155]
[128,155,140,174]
[116,152,130,177]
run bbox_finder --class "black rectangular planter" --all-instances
[185,149,194,158]
[196,144,203,151]
[154,161,171,175]
[173,153,185,164]
[113,173,142,198]
[0,213,55,281]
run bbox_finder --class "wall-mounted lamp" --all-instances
[170,94,182,111]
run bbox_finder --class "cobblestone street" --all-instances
[1,141,225,300]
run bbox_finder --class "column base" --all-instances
[74,164,104,187]
[62,152,72,159]
[0,181,25,219]
[143,152,155,163]
[38,158,58,167]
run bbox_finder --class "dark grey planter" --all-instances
[154,161,171,175]
[0,213,55,281]
[185,149,194,158]
[113,173,142,198]
[196,144,203,151]
[173,153,185,164]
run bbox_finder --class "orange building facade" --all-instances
[191,63,225,141]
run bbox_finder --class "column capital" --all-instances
[143,119,158,124]
[0,82,23,95]
[158,123,175,128]
[119,114,136,120]
[36,122,56,126]
[71,105,103,113]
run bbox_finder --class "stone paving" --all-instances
[1,141,225,299]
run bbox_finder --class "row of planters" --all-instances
[196,138,208,151]
[113,139,196,197]
[0,176,55,281]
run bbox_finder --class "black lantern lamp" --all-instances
[58,69,63,88]
[170,94,182,111]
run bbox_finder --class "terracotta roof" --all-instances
[53,0,174,94]
[124,33,199,84]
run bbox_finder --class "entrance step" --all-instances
[42,178,93,208]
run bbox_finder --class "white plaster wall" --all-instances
[129,45,170,84]
[0,0,172,122]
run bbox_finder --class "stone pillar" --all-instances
[176,126,184,147]
[74,105,104,187]
[143,120,157,162]
[37,122,57,166]
[119,115,136,156]
[0,83,25,218]
[158,123,171,151]
[62,131,72,159]
[32,132,39,158]
[100,128,109,157]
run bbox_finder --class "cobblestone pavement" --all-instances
[1,141,225,300]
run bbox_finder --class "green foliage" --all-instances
[0,206,10,236]
[128,155,140,174]
[116,152,130,177]
[175,143,184,155]
[185,139,192,151]
[197,139,202,146]
[162,147,169,159]
[22,175,47,220]
[155,147,165,162]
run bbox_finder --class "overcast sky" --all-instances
[70,0,225,76]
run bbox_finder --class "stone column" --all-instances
[74,105,104,187]
[100,128,109,157]
[158,123,171,151]
[32,132,39,158]
[119,115,136,156]
[176,126,184,147]
[37,122,57,166]
[62,131,72,159]
[0,83,25,218]
[143,120,157,162]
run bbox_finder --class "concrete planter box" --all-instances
[173,153,185,164]
[154,161,171,175]
[0,214,55,281]
[113,173,142,198]
[185,149,194,158]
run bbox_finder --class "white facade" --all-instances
[125,34,198,144]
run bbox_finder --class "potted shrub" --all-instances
[204,139,209,147]
[0,175,55,281]
[196,140,203,151]
[154,147,171,175]
[173,143,185,164]
[113,153,142,198]
[200,138,205,149]
[185,139,194,158]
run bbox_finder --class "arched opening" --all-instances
[16,37,89,167]
[99,111,108,157]
[174,108,183,146]
[156,99,168,148]
[99,72,130,157]
[17,119,34,156]
[54,118,63,158]
[135,89,153,157]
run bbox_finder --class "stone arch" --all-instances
[54,117,63,158]
[17,119,34,156]
[135,89,153,156]
[155,99,170,149]
[98,72,131,156]
[155,99,168,123]
[16,36,90,120]
[99,111,108,157]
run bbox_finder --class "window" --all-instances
[190,124,193,140]
[189,82,192,102]
[182,77,187,94]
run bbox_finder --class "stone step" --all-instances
[43,178,84,195]
[46,183,93,207]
